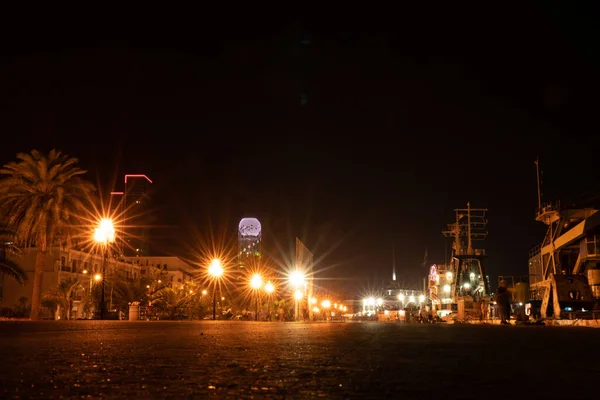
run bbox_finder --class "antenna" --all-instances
[392,243,396,281]
[535,157,541,209]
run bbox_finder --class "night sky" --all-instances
[1,4,598,297]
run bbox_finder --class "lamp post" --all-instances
[94,218,115,320]
[294,289,303,321]
[208,259,223,320]
[289,270,305,322]
[250,273,263,321]
[264,281,274,322]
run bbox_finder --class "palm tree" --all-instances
[0,150,95,320]
[42,277,84,320]
[0,227,27,285]
[111,278,151,317]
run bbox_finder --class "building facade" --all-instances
[1,246,195,319]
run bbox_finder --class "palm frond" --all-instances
[0,259,27,285]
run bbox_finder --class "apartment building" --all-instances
[1,247,197,319]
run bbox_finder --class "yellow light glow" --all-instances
[264,281,275,294]
[208,259,223,278]
[94,218,115,243]
[289,270,305,288]
[294,289,303,300]
[311,297,317,304]
[321,299,331,308]
[398,293,405,302]
[250,273,263,290]
[94,273,102,282]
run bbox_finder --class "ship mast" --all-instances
[535,156,542,210]
[392,243,396,281]
[443,202,489,297]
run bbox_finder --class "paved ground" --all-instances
[1,321,599,399]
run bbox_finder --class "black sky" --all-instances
[0,4,599,296]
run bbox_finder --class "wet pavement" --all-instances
[1,320,599,399]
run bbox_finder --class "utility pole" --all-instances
[467,201,472,253]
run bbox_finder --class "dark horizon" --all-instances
[1,4,599,296]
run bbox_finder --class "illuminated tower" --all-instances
[238,217,262,272]
[111,174,153,257]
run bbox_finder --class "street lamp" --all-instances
[294,289,303,321]
[250,273,263,321]
[289,270,305,321]
[264,281,274,321]
[94,218,115,319]
[208,259,223,320]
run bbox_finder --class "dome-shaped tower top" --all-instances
[239,218,261,237]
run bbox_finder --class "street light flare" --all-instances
[250,273,263,290]
[94,218,115,243]
[264,281,275,294]
[208,259,224,278]
[289,270,305,287]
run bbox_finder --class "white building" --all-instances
[1,247,197,319]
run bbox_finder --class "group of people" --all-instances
[476,285,511,324]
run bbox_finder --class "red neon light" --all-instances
[124,174,153,184]
[111,192,124,195]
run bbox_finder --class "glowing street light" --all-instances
[289,270,305,321]
[250,273,263,321]
[208,259,223,320]
[289,270,305,288]
[264,280,275,322]
[294,289,303,321]
[264,281,274,294]
[94,218,114,319]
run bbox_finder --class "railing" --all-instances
[536,201,560,219]
[456,248,486,256]
[529,244,542,258]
